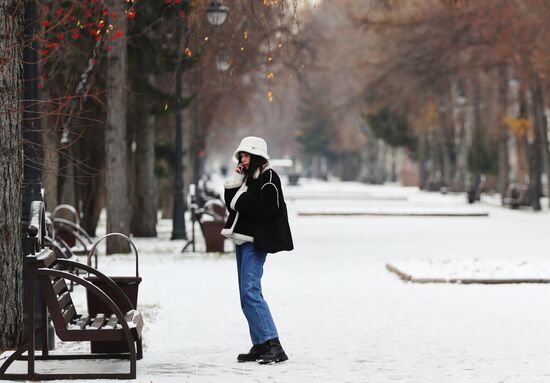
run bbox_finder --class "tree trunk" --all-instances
[519,86,542,210]
[0,0,24,349]
[438,92,453,188]
[105,1,130,253]
[497,68,510,203]
[472,76,483,190]
[41,89,58,212]
[132,114,157,236]
[529,80,544,211]
[531,77,550,206]
[77,101,105,237]
[452,96,468,192]
[131,117,157,236]
[418,130,428,189]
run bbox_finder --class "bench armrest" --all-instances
[57,259,135,310]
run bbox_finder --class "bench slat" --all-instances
[62,304,76,324]
[52,278,67,295]
[89,314,105,330]
[103,314,118,329]
[75,315,90,329]
[57,291,72,311]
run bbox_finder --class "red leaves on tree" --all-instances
[40,0,165,61]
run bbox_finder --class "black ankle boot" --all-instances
[237,343,267,362]
[258,338,288,364]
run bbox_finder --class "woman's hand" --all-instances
[236,164,246,174]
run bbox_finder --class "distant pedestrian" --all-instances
[221,136,294,364]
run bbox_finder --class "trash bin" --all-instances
[200,220,226,252]
[84,233,142,353]
[199,199,226,253]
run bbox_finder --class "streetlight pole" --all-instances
[172,1,228,240]
[191,1,229,187]
[171,2,188,240]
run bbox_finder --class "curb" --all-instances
[385,263,550,284]
[299,212,490,217]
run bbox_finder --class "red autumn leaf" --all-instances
[40,50,49,56]
[42,20,49,27]
[47,42,60,48]
[114,31,124,38]
[57,33,65,39]
[71,33,80,40]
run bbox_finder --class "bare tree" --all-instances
[105,0,130,253]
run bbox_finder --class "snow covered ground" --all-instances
[4,179,550,382]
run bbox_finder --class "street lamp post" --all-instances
[191,2,229,186]
[172,1,229,240]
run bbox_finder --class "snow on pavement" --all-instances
[3,180,550,382]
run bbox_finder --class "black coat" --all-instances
[223,168,293,254]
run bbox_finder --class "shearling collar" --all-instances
[251,163,272,180]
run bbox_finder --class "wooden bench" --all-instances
[0,249,143,380]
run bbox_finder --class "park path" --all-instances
[4,180,550,382]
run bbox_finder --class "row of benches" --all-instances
[0,202,144,380]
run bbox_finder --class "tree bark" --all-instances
[418,130,428,189]
[520,86,542,210]
[497,68,510,203]
[452,94,468,192]
[105,1,130,253]
[0,0,24,349]
[41,88,58,212]
[131,67,157,237]
[438,95,453,188]
[531,77,550,207]
[472,76,483,189]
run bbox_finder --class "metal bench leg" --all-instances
[136,338,143,360]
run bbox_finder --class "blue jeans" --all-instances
[236,242,278,345]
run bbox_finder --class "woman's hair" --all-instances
[239,152,267,186]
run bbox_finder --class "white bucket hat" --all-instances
[233,136,270,161]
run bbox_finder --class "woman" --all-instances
[221,136,294,364]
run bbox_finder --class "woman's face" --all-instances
[240,152,251,169]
